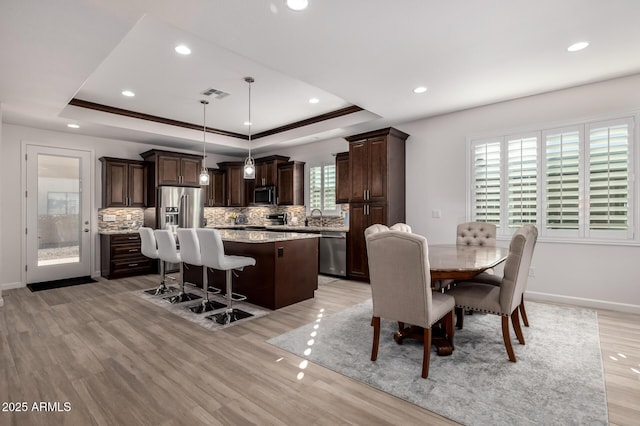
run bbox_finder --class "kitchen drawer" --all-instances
[110,234,141,244]
[111,244,143,259]
[110,258,152,276]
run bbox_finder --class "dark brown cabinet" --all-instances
[99,157,146,207]
[255,155,289,187]
[345,128,408,281]
[217,161,253,206]
[335,151,350,204]
[140,149,203,188]
[100,233,152,279]
[204,169,226,207]
[277,161,305,205]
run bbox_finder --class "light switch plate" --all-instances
[103,214,116,222]
[432,209,442,219]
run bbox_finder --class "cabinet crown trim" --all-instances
[345,127,409,142]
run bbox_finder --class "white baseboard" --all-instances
[0,281,25,291]
[526,291,640,315]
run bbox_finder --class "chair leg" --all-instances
[511,309,525,345]
[455,307,465,329]
[371,316,380,361]
[397,321,405,332]
[444,310,455,350]
[422,327,432,379]
[501,316,516,362]
[519,294,529,327]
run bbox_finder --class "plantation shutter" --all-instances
[545,130,580,230]
[588,121,630,231]
[309,166,322,210]
[472,141,501,225]
[323,165,336,211]
[507,136,538,227]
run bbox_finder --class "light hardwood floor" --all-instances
[0,275,638,425]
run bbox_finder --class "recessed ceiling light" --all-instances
[309,98,319,104]
[286,0,308,11]
[67,124,80,129]
[413,86,428,94]
[567,41,589,52]
[122,90,135,97]
[244,121,252,126]
[175,44,191,55]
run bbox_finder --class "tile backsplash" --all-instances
[98,208,144,233]
[98,205,349,231]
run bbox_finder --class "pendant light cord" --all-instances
[246,77,254,160]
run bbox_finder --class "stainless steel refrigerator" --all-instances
[156,186,204,231]
[144,186,204,272]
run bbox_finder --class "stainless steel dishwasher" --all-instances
[319,231,347,277]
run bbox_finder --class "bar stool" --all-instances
[139,227,178,295]
[154,229,201,304]
[176,228,224,314]
[196,228,256,325]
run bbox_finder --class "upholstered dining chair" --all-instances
[365,226,455,379]
[447,224,538,362]
[457,224,536,328]
[390,223,412,233]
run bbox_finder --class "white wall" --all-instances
[400,73,640,313]
[0,124,237,287]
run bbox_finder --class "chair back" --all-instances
[456,222,496,246]
[154,229,181,264]
[366,230,433,327]
[196,228,226,270]
[390,223,412,233]
[499,224,538,313]
[176,228,201,266]
[139,227,157,259]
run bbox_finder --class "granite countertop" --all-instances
[265,225,349,233]
[218,229,321,243]
[99,229,140,235]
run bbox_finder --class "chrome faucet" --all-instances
[310,208,324,227]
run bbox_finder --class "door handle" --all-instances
[83,228,90,232]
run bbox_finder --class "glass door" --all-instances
[25,145,92,283]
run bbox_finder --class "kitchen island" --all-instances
[183,229,321,310]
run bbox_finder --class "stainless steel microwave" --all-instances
[254,185,277,205]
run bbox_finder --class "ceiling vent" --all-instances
[201,88,229,99]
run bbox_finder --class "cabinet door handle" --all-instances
[363,190,366,200]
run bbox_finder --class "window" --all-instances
[469,116,635,242]
[308,164,337,212]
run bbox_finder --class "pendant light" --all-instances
[199,99,210,185]
[243,76,256,180]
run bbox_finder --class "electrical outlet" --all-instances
[103,214,116,222]
[529,267,535,277]
[432,209,441,219]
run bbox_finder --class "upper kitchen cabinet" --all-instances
[346,128,408,205]
[99,157,146,208]
[140,149,203,187]
[205,168,226,207]
[217,161,251,206]
[277,161,305,205]
[335,151,350,204]
[255,155,290,187]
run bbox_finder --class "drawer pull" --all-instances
[128,237,137,240]
[128,249,138,252]
[128,263,139,267]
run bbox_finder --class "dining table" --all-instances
[393,243,510,355]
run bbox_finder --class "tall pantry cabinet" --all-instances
[345,127,408,281]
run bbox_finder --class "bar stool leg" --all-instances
[188,267,225,314]
[207,269,252,325]
[168,262,201,304]
[150,260,178,296]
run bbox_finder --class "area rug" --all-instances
[27,276,97,292]
[135,287,271,331]
[267,300,608,426]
